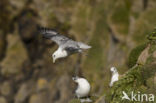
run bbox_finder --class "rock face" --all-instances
[0,33,6,61]
[0,0,156,103]
[0,33,29,77]
[0,0,10,61]
[15,83,32,103]
[1,81,12,96]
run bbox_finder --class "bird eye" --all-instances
[53,55,55,57]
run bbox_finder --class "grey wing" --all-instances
[39,27,70,46]
[63,41,81,54]
[52,35,70,46]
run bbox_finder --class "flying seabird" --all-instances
[72,76,92,103]
[39,27,91,63]
[109,67,119,87]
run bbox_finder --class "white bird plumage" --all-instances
[52,47,68,63]
[39,27,91,63]
[109,67,119,87]
[72,77,92,103]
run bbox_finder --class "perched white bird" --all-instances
[109,67,119,87]
[39,27,91,63]
[72,77,92,103]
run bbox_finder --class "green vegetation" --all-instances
[110,0,132,35]
[128,43,147,68]
[132,8,156,44]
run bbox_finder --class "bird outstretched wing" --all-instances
[65,46,80,54]
[64,41,80,54]
[38,27,70,46]
[63,41,91,54]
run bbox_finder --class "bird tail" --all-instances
[78,42,91,49]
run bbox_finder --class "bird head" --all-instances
[52,49,68,63]
[52,52,58,63]
[72,77,90,86]
[110,67,117,73]
[72,76,79,83]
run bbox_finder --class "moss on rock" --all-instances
[68,99,80,103]
[68,96,98,103]
[108,0,133,36]
[132,8,156,44]
[147,28,156,41]
[128,43,147,68]
[106,63,156,103]
[106,33,156,102]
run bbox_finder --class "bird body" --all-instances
[75,79,91,98]
[109,67,119,87]
[39,27,91,63]
[72,77,91,98]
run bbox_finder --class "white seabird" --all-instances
[39,27,91,63]
[109,67,119,87]
[72,76,92,103]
